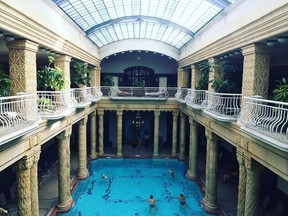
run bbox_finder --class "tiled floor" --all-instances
[36,144,238,216]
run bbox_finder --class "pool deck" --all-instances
[36,145,238,216]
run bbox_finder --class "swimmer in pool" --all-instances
[149,195,157,212]
[102,174,108,179]
[169,169,175,177]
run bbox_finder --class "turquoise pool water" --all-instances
[59,159,212,216]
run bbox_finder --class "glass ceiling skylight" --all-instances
[52,0,236,49]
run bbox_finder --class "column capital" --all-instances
[97,109,104,116]
[116,110,123,116]
[177,67,185,73]
[91,110,96,117]
[6,39,39,52]
[191,64,198,70]
[57,126,72,140]
[189,116,196,125]
[79,116,88,125]
[241,44,272,56]
[205,128,218,142]
[16,154,34,171]
[208,57,220,64]
[55,55,72,63]
[172,110,179,117]
[33,147,41,164]
[154,110,160,116]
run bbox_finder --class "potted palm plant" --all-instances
[70,61,90,88]
[273,78,288,102]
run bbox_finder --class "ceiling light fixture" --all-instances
[4,35,15,41]
[266,40,277,47]
[277,36,288,44]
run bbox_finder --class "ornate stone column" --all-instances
[244,157,261,216]
[30,147,41,216]
[177,67,189,88]
[208,57,220,92]
[89,66,101,86]
[187,118,198,179]
[77,116,89,179]
[16,155,34,216]
[171,111,179,157]
[98,109,104,155]
[237,150,246,216]
[54,55,72,90]
[116,110,123,156]
[179,112,186,160]
[89,111,97,159]
[57,127,73,211]
[153,110,160,157]
[241,44,271,99]
[201,128,219,213]
[191,64,200,90]
[7,39,39,94]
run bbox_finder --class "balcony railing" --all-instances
[175,88,188,102]
[91,86,103,102]
[37,90,76,119]
[0,94,39,145]
[73,87,93,108]
[204,92,242,121]
[185,89,207,110]
[240,96,288,151]
[108,87,170,100]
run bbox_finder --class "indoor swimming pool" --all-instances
[59,159,213,216]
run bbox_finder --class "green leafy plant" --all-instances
[273,78,288,102]
[70,61,90,88]
[0,64,12,97]
[37,56,64,91]
[196,61,209,90]
[210,60,240,93]
[102,74,114,86]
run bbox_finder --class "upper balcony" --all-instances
[175,88,188,103]
[108,87,171,101]
[37,89,76,120]
[0,94,39,145]
[239,96,288,151]
[204,92,242,122]
[72,87,93,108]
[185,89,207,110]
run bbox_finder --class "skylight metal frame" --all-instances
[52,0,235,49]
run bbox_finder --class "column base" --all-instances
[201,197,218,214]
[56,198,74,212]
[77,169,89,180]
[153,153,159,157]
[186,170,197,180]
[89,154,97,160]
[116,152,123,157]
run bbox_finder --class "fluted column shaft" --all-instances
[7,39,39,94]
[153,110,160,157]
[179,113,186,160]
[116,110,123,156]
[98,110,104,155]
[77,116,89,179]
[237,150,246,216]
[171,111,179,157]
[191,64,200,90]
[16,155,34,216]
[57,127,73,211]
[30,148,41,216]
[244,157,260,216]
[90,111,97,159]
[187,118,198,179]
[54,55,72,90]
[202,128,219,213]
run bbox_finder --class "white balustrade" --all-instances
[185,90,207,109]
[205,92,242,121]
[72,87,93,107]
[37,89,76,119]
[0,94,39,144]
[240,96,288,150]
[91,86,103,102]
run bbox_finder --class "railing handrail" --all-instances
[37,89,74,93]
[0,93,37,101]
[244,96,288,106]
